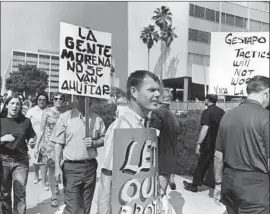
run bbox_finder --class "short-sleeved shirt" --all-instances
[50,108,106,161]
[216,99,269,174]
[102,106,145,171]
[0,115,36,156]
[200,104,225,151]
[26,105,48,136]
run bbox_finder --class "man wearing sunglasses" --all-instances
[51,95,106,214]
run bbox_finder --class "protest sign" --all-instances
[112,128,160,214]
[59,22,112,99]
[208,32,269,96]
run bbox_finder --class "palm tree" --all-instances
[140,25,159,70]
[152,6,172,30]
[152,6,177,80]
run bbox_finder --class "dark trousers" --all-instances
[1,155,29,214]
[192,149,214,186]
[62,159,97,214]
[222,167,269,214]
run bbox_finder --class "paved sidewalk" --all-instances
[25,147,227,214]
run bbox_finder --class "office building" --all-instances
[128,1,269,101]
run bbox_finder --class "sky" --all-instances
[1,2,128,91]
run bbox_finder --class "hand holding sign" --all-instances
[83,137,93,148]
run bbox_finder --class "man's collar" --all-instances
[242,99,261,106]
[207,103,216,108]
[125,106,146,127]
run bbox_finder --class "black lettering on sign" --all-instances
[234,69,254,77]
[78,27,97,42]
[61,49,75,61]
[233,59,251,68]
[214,86,228,95]
[65,37,74,49]
[76,39,86,52]
[225,33,267,45]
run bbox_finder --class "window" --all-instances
[226,14,235,26]
[262,22,269,31]
[189,29,199,42]
[204,56,210,67]
[250,19,261,31]
[215,11,220,23]
[205,8,216,22]
[189,29,210,44]
[221,13,226,24]
[235,16,244,28]
[194,5,205,19]
[198,31,210,43]
[189,4,195,16]
[188,53,210,66]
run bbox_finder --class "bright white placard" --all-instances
[59,22,112,99]
[208,32,269,96]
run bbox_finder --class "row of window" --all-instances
[51,80,59,83]
[190,3,269,31]
[190,4,220,23]
[188,28,211,44]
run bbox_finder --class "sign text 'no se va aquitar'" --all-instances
[59,22,111,99]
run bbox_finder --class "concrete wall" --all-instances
[128,2,190,79]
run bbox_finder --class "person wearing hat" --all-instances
[183,94,225,192]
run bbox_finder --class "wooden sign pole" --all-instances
[85,97,90,138]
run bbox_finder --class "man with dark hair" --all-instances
[214,75,269,214]
[184,94,225,192]
[97,70,160,214]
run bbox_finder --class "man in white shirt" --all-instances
[97,70,161,214]
[26,92,49,187]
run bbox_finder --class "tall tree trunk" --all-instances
[148,48,150,71]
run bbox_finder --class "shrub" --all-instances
[173,110,202,176]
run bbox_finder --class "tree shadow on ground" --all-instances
[168,191,185,214]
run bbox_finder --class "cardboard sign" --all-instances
[59,22,112,99]
[112,128,160,214]
[208,32,269,96]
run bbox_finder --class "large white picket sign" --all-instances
[208,32,269,96]
[59,22,112,99]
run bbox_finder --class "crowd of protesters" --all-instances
[0,72,269,214]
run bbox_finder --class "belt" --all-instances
[65,159,96,164]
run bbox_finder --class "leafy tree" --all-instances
[152,6,177,80]
[5,64,48,94]
[140,24,159,70]
[110,86,127,99]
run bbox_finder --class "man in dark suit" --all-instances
[183,94,225,192]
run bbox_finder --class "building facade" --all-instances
[128,1,269,101]
[5,49,60,98]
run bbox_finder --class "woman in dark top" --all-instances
[0,95,36,214]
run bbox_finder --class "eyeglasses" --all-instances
[53,97,63,101]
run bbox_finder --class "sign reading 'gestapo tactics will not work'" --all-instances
[112,128,160,214]
[59,22,112,99]
[208,32,269,96]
